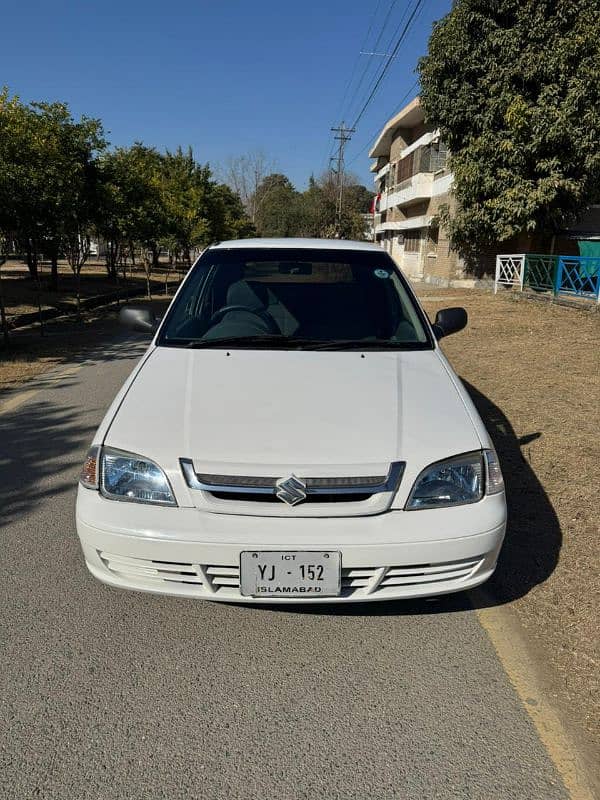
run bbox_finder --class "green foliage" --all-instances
[0,89,105,279]
[254,174,300,237]
[0,89,254,284]
[419,0,600,250]
[253,171,373,239]
[208,183,256,242]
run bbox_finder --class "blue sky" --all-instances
[3,0,451,189]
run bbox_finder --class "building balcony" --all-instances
[375,215,433,235]
[379,173,433,211]
[378,171,453,212]
[373,162,391,181]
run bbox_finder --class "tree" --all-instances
[294,172,373,239]
[419,0,600,253]
[249,170,373,239]
[223,150,275,223]
[96,150,134,279]
[100,144,169,297]
[207,183,255,242]
[253,174,301,237]
[0,90,105,287]
[0,233,9,346]
[162,147,213,263]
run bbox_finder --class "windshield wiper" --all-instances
[305,339,422,351]
[183,335,317,349]
[164,335,426,351]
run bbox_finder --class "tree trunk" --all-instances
[49,253,59,291]
[106,240,120,280]
[0,260,9,347]
[36,273,44,337]
[76,270,81,321]
[146,270,151,300]
[25,244,38,279]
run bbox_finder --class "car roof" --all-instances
[210,238,382,252]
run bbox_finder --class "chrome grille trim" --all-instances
[180,459,405,497]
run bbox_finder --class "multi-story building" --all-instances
[370,97,467,284]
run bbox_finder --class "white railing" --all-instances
[384,173,434,210]
[494,254,525,293]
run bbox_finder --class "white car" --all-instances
[76,238,506,603]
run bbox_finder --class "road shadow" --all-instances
[254,379,561,618]
[460,379,561,609]
[0,397,97,530]
[0,300,166,399]
[0,303,165,528]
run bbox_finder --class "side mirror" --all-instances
[119,306,157,334]
[432,307,467,339]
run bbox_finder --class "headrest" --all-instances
[226,280,269,309]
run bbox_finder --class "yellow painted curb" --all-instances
[473,590,597,800]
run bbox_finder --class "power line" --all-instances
[345,78,420,168]
[353,0,413,116]
[324,0,425,179]
[341,0,401,126]
[350,0,426,130]
[321,1,384,175]
[334,0,384,126]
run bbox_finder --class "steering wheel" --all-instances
[209,305,279,334]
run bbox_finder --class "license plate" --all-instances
[240,551,341,598]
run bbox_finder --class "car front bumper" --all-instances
[76,488,506,603]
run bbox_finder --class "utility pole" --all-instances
[330,122,355,236]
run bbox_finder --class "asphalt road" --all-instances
[0,333,570,800]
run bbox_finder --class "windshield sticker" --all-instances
[374,268,390,279]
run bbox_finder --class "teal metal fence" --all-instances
[496,253,600,303]
[555,256,600,301]
[523,254,558,292]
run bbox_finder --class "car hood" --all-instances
[104,347,482,480]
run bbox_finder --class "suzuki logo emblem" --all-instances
[275,474,307,506]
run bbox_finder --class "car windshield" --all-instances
[157,247,432,350]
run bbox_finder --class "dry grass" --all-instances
[416,284,599,752]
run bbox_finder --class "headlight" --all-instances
[99,447,177,506]
[406,451,485,510]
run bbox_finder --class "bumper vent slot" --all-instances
[99,553,483,597]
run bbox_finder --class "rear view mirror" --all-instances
[119,306,157,334]
[432,307,467,339]
[278,261,312,275]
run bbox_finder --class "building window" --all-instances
[404,231,421,253]
[430,141,448,172]
[396,152,414,184]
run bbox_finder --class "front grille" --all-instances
[99,552,482,598]
[210,491,372,504]
[194,473,386,490]
[179,459,405,517]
